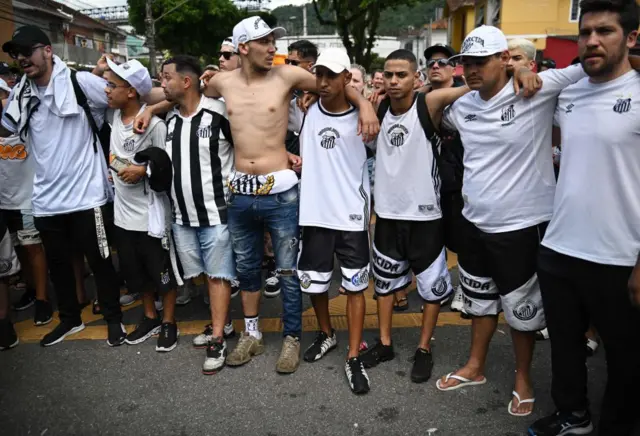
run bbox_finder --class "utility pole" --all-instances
[145,0,156,78]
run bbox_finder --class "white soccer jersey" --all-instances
[443,65,587,233]
[166,95,233,227]
[543,70,640,267]
[299,102,370,231]
[374,94,441,221]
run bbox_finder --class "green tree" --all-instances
[127,0,277,64]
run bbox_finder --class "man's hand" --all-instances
[297,93,318,113]
[629,254,640,308]
[118,164,146,184]
[514,67,543,98]
[92,54,113,77]
[357,103,380,144]
[288,152,302,173]
[200,70,216,88]
[134,106,154,134]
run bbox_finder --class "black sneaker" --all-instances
[359,339,395,368]
[410,348,433,383]
[12,288,36,311]
[125,316,161,345]
[156,322,178,352]
[34,300,53,326]
[303,330,338,362]
[40,321,85,347]
[264,258,280,298]
[202,337,227,375]
[345,357,370,394]
[528,411,593,436]
[0,319,19,350]
[107,322,126,347]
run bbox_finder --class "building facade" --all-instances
[276,34,402,59]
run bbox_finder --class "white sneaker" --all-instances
[119,293,139,306]
[535,328,550,341]
[176,285,191,306]
[450,287,465,312]
[264,275,280,298]
[202,339,227,375]
[193,322,236,348]
[155,299,164,312]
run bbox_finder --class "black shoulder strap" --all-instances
[70,70,99,154]
[416,91,442,168]
[376,97,391,124]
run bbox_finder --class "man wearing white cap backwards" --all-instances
[431,25,589,417]
[158,16,378,374]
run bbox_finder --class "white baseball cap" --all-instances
[221,36,235,51]
[232,16,286,48]
[106,58,152,96]
[0,78,10,93]
[313,48,350,73]
[450,25,508,59]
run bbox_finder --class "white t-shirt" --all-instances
[374,94,441,221]
[3,72,111,216]
[299,102,370,231]
[443,66,587,233]
[542,70,640,267]
[0,134,34,210]
[110,107,167,232]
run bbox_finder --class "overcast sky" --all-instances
[80,0,309,10]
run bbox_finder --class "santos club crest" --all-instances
[318,127,340,149]
[387,124,409,147]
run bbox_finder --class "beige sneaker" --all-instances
[226,332,265,366]
[276,335,301,374]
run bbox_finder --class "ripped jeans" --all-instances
[227,185,302,338]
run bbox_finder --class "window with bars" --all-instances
[570,0,580,22]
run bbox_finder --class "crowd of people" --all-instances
[0,0,639,434]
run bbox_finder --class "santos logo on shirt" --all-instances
[318,127,340,149]
[123,138,135,152]
[501,104,516,126]
[387,124,409,147]
[613,98,632,114]
[197,125,213,138]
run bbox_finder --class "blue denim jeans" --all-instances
[227,185,302,338]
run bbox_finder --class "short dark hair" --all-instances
[161,55,203,80]
[287,40,318,61]
[579,0,640,35]
[385,50,418,71]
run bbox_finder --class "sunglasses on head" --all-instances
[427,59,451,68]
[9,44,46,60]
[218,51,235,60]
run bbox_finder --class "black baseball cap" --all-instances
[2,25,51,53]
[0,62,10,75]
[424,44,457,61]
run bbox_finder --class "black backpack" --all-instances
[376,91,443,176]
[70,70,111,163]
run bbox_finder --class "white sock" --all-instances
[245,316,262,339]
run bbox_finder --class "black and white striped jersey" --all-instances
[165,95,233,227]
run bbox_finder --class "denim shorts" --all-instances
[171,223,236,281]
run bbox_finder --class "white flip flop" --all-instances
[436,372,487,391]
[507,390,536,417]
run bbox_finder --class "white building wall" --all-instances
[399,29,448,68]
[276,35,401,59]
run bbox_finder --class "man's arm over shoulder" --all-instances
[537,64,587,95]
[202,72,224,99]
[426,86,470,130]
[279,64,317,93]
[149,119,167,149]
[76,71,108,110]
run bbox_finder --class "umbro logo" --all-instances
[464,114,477,122]
[613,98,631,114]
[565,103,575,114]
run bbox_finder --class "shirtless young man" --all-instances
[137,17,378,374]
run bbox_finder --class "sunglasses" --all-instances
[427,59,451,69]
[218,51,235,60]
[9,44,46,60]
[285,59,300,66]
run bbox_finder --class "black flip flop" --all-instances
[393,297,409,312]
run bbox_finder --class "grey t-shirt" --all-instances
[110,107,167,232]
[0,133,34,210]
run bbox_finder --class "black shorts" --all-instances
[441,190,464,254]
[2,209,42,246]
[457,217,547,331]
[372,217,452,302]
[297,226,370,294]
[114,227,177,295]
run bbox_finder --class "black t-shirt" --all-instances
[438,77,465,193]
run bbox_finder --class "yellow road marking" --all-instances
[16,251,471,343]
